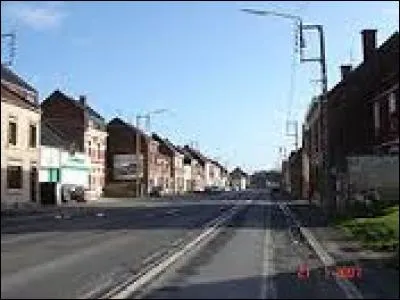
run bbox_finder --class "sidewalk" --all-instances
[1,194,197,220]
[1,202,99,222]
[285,198,399,299]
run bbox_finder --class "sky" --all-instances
[1,1,399,174]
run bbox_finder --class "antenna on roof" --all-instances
[349,33,355,66]
[1,30,17,67]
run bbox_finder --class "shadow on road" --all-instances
[1,202,325,234]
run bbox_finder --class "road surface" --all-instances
[141,202,350,299]
[1,190,397,299]
[1,200,233,299]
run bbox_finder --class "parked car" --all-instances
[62,185,85,202]
[71,186,85,202]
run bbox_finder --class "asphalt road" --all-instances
[142,202,351,299]
[1,200,235,299]
[2,190,396,299]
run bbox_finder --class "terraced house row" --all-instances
[1,64,230,207]
[281,29,399,212]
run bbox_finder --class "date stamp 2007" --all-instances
[297,264,362,280]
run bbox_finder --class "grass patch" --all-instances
[337,205,399,252]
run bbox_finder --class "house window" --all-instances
[7,165,22,189]
[388,92,397,114]
[29,124,37,148]
[88,174,91,188]
[97,143,101,159]
[8,118,17,146]
[374,101,380,134]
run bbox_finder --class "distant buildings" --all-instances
[230,167,248,191]
[0,67,243,207]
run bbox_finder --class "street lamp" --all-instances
[142,109,169,133]
[241,7,330,208]
[241,8,306,51]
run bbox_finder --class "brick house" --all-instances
[209,159,228,189]
[288,148,303,200]
[41,90,107,201]
[328,30,399,173]
[230,167,248,191]
[151,134,184,194]
[106,117,151,197]
[150,133,176,194]
[1,65,40,207]
[302,97,322,202]
[302,30,399,208]
[175,146,194,192]
[183,145,206,192]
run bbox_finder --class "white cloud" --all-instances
[4,1,67,31]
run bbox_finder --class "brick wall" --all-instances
[41,92,85,151]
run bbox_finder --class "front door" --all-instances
[30,166,38,203]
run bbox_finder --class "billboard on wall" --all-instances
[113,154,143,180]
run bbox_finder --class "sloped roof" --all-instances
[152,133,177,153]
[1,79,39,109]
[230,167,248,177]
[1,64,37,94]
[327,31,399,103]
[47,90,105,123]
[175,145,195,163]
[108,117,148,138]
[183,145,209,165]
[209,159,227,173]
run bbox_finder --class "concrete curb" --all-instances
[278,202,364,299]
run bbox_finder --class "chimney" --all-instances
[361,29,377,61]
[79,95,86,106]
[340,65,352,80]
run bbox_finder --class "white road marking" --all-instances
[260,207,277,299]
[106,205,244,299]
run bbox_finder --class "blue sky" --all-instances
[1,1,399,173]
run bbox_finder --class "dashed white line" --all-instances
[260,206,277,299]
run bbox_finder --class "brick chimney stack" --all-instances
[361,29,377,61]
[340,65,352,80]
